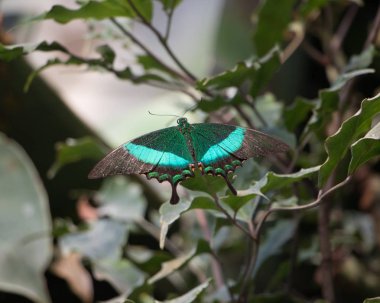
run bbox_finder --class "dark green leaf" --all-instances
[299,0,329,18]
[253,0,297,56]
[181,171,227,196]
[160,0,183,11]
[348,121,380,174]
[189,196,218,211]
[363,298,380,303]
[319,93,380,186]
[284,97,314,132]
[250,47,281,97]
[48,137,106,178]
[0,44,24,62]
[0,133,52,303]
[221,193,258,213]
[40,0,135,24]
[96,44,116,65]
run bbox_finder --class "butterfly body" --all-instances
[89,118,288,204]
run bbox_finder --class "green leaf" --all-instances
[0,44,24,62]
[48,136,106,178]
[160,0,183,12]
[305,68,375,136]
[197,47,280,91]
[40,0,135,24]
[159,200,191,249]
[221,193,258,213]
[255,166,320,194]
[253,0,297,56]
[250,47,281,98]
[284,97,314,132]
[319,93,380,186]
[181,171,227,197]
[189,196,218,211]
[363,298,380,303]
[0,133,52,303]
[344,45,377,73]
[348,121,380,174]
[96,44,116,65]
[148,248,195,284]
[253,219,297,277]
[299,0,329,18]
[154,279,211,303]
[96,176,148,222]
[250,293,304,303]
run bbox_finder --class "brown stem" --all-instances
[365,3,380,48]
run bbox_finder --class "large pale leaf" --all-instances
[0,134,52,303]
[319,93,380,186]
[348,121,380,174]
[364,298,380,303]
[96,176,147,222]
[154,279,211,303]
[159,200,191,249]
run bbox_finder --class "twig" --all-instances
[302,40,329,66]
[212,193,255,241]
[126,0,197,82]
[164,3,175,40]
[110,18,191,84]
[237,241,258,303]
[365,2,380,48]
[254,176,351,240]
[234,104,255,129]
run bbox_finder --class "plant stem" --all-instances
[110,18,191,84]
[126,0,197,82]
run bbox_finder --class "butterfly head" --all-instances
[177,117,188,126]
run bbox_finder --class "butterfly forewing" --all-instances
[89,126,192,179]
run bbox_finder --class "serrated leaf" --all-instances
[344,45,377,73]
[363,298,380,303]
[155,279,211,303]
[96,176,147,222]
[0,133,52,303]
[319,93,380,186]
[255,166,320,194]
[159,200,191,249]
[253,0,297,56]
[348,121,380,174]
[305,68,375,136]
[148,248,195,284]
[48,137,106,178]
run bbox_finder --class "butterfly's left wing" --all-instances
[190,123,289,192]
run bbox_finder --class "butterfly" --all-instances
[88,118,289,204]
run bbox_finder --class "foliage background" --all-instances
[1,1,380,303]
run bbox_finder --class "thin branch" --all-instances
[254,176,351,240]
[302,40,329,66]
[234,104,255,129]
[164,5,175,40]
[365,2,380,48]
[110,18,191,84]
[330,4,359,53]
[239,91,268,127]
[212,193,255,241]
[126,0,197,82]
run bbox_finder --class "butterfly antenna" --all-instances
[182,104,197,117]
[148,111,181,118]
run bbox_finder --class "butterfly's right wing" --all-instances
[88,126,193,179]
